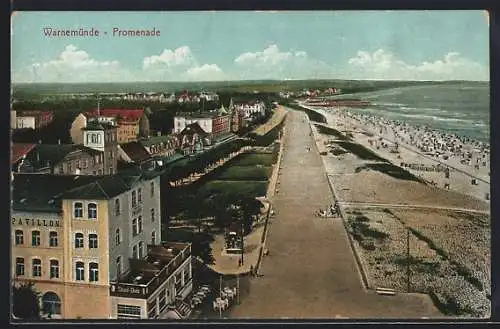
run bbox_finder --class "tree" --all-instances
[238,197,263,234]
[191,233,215,265]
[12,282,40,319]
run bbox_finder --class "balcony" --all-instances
[110,242,191,299]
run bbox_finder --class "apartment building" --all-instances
[11,167,192,319]
[173,111,230,139]
[71,109,150,145]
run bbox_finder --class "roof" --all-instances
[175,112,219,119]
[11,143,36,164]
[120,142,152,163]
[179,122,208,136]
[83,121,116,131]
[139,135,178,147]
[12,174,103,212]
[29,144,101,167]
[31,144,80,166]
[86,109,144,123]
[17,111,52,117]
[12,168,164,212]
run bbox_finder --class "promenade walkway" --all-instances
[228,108,442,319]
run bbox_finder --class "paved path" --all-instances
[229,109,443,319]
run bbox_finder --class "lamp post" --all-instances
[240,218,244,266]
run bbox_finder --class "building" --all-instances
[16,111,54,130]
[11,143,36,172]
[16,143,105,175]
[81,121,119,175]
[71,109,150,145]
[173,111,230,139]
[139,134,179,158]
[176,122,210,155]
[229,98,266,119]
[11,167,192,319]
[118,142,153,165]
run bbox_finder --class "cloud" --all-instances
[347,49,488,81]
[12,45,132,83]
[142,46,195,69]
[234,44,334,80]
[183,64,226,81]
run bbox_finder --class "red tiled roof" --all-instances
[11,143,36,164]
[119,142,151,163]
[86,109,144,123]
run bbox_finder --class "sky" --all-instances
[11,11,490,83]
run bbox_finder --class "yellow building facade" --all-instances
[11,166,187,320]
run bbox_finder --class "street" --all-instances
[227,109,442,319]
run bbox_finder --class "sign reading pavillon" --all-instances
[11,217,61,227]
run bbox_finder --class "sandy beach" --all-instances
[302,102,490,318]
[301,102,490,203]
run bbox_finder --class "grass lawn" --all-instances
[217,165,272,181]
[315,124,351,141]
[198,180,268,198]
[232,152,275,166]
[335,141,388,162]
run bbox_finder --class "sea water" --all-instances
[333,83,490,143]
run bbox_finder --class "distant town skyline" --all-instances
[11,11,490,83]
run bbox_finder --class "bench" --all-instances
[375,287,396,296]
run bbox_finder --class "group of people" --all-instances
[342,110,490,174]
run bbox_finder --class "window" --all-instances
[32,231,40,246]
[138,188,142,203]
[49,231,58,247]
[132,218,138,236]
[115,198,121,216]
[67,162,72,173]
[16,257,24,276]
[74,202,83,218]
[138,241,144,259]
[15,230,24,245]
[150,208,155,222]
[89,262,99,282]
[91,134,98,143]
[75,160,80,169]
[116,256,122,279]
[88,203,97,219]
[131,191,137,207]
[151,231,156,245]
[75,262,85,281]
[132,245,138,259]
[138,216,143,233]
[75,233,84,248]
[50,260,59,278]
[83,159,88,168]
[117,304,141,319]
[89,234,98,249]
[42,292,61,315]
[32,259,42,277]
[115,228,121,246]
[109,167,113,175]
